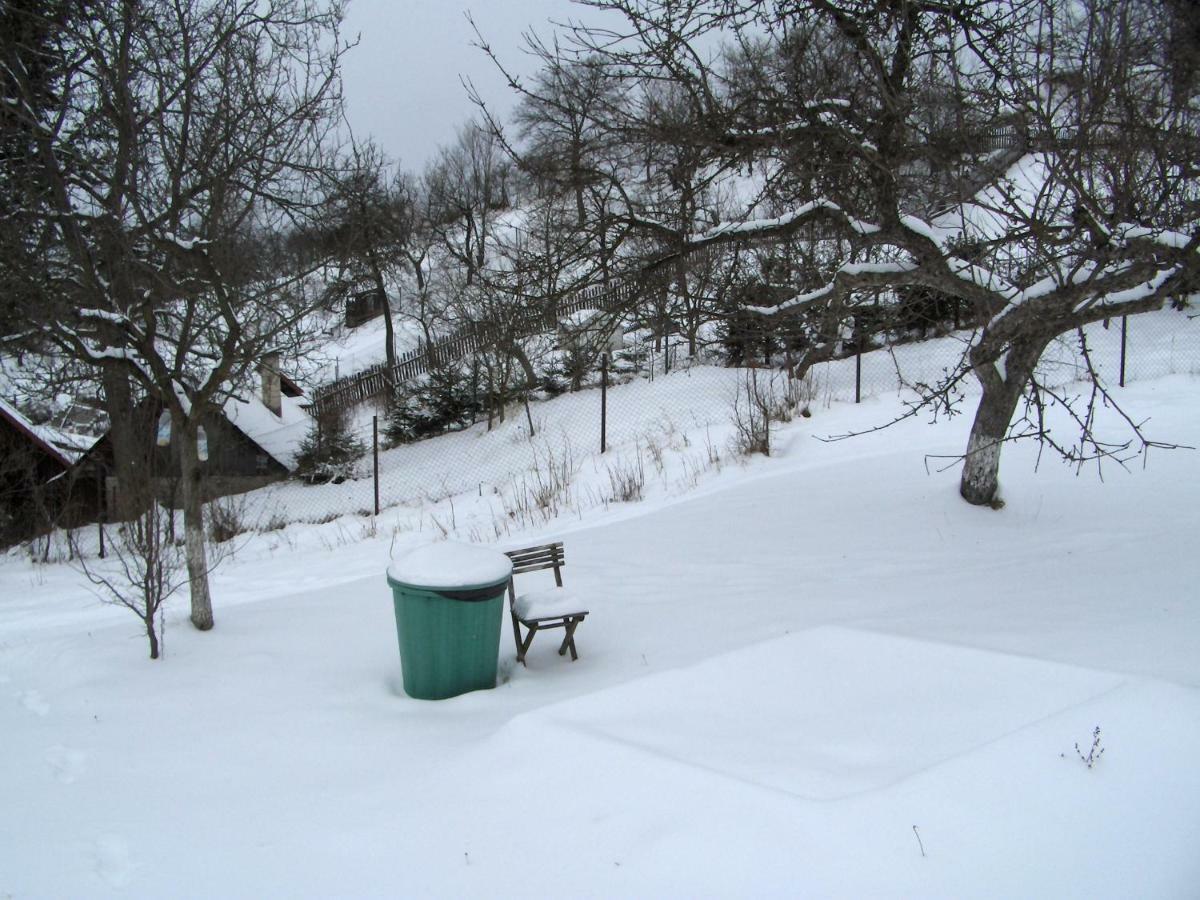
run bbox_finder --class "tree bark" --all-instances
[145,611,161,659]
[959,335,1052,506]
[368,251,397,372]
[176,416,214,630]
[101,365,150,521]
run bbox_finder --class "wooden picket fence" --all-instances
[310,276,648,416]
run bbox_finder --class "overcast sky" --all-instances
[340,0,596,171]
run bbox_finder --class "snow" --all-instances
[899,213,947,247]
[388,541,512,589]
[842,259,918,277]
[700,199,881,243]
[559,307,602,329]
[931,153,1056,242]
[221,391,312,471]
[514,587,587,620]
[806,98,851,110]
[1,318,1199,897]
[1074,266,1180,313]
[68,337,156,386]
[78,309,130,326]
[34,424,98,463]
[0,397,81,467]
[162,232,209,252]
[749,259,917,315]
[307,313,427,383]
[153,308,1192,535]
[1119,225,1196,251]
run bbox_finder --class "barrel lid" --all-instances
[387,541,513,591]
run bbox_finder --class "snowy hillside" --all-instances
[1,309,1199,896]
[188,305,1198,536]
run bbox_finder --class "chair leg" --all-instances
[517,622,538,665]
[557,618,580,661]
[511,612,527,666]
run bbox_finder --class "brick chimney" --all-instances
[260,351,282,416]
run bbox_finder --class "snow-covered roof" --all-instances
[560,308,604,329]
[222,391,312,472]
[930,153,1054,242]
[0,397,97,467]
[41,426,100,462]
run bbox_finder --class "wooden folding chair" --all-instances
[504,541,589,665]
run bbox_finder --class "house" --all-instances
[558,308,624,355]
[82,355,313,511]
[345,289,387,328]
[0,398,101,544]
[214,351,312,488]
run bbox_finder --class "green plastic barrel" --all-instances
[386,542,513,700]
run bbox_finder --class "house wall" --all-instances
[86,402,291,520]
[0,420,100,544]
[154,410,288,480]
[345,290,386,328]
[144,473,283,509]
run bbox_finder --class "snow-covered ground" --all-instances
[2,318,1199,897]
[218,306,1197,532]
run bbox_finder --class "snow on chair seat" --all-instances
[504,542,589,665]
[514,588,588,622]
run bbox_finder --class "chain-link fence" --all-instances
[223,305,1196,535]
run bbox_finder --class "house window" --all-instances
[256,454,269,473]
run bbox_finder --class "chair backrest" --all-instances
[505,542,564,588]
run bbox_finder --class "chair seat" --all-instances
[514,587,589,622]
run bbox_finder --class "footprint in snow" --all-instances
[45,745,87,785]
[19,690,50,717]
[94,835,136,888]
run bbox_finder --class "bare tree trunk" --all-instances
[524,392,536,438]
[101,366,149,521]
[960,335,1051,506]
[144,609,161,659]
[675,258,701,357]
[368,251,397,372]
[598,222,610,286]
[176,416,214,630]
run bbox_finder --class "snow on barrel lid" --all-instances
[387,541,512,590]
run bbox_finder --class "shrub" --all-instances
[385,364,480,444]
[207,498,244,543]
[294,406,366,484]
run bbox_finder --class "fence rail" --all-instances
[310,276,650,416]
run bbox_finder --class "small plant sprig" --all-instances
[1067,726,1106,769]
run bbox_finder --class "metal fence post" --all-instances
[854,318,863,404]
[372,415,380,515]
[600,353,608,454]
[1119,315,1128,387]
[96,473,105,559]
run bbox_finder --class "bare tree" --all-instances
[425,121,510,287]
[510,53,619,227]
[323,140,418,373]
[541,0,1199,506]
[3,0,350,629]
[73,501,184,660]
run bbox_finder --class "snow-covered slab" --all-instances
[525,626,1125,800]
[474,659,1200,899]
[388,541,512,589]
